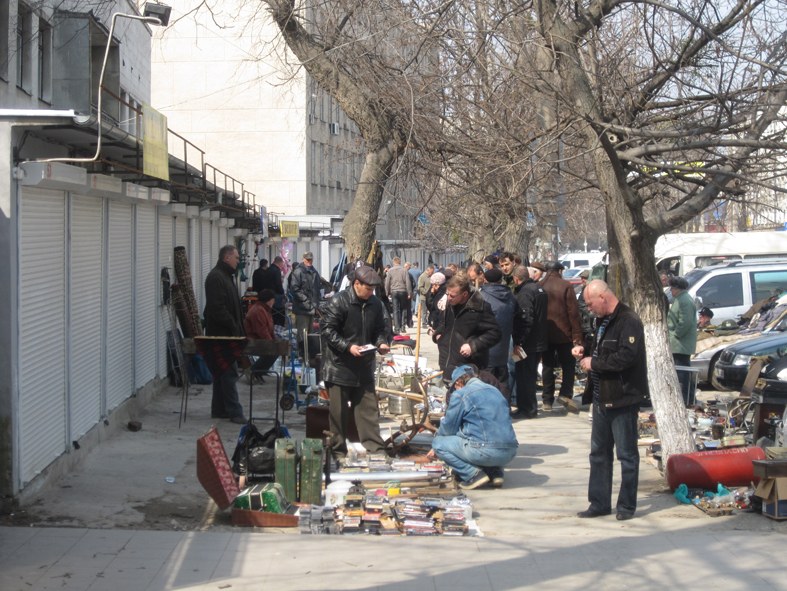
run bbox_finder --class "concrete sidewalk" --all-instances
[2,326,787,590]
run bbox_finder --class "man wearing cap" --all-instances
[530,261,546,283]
[320,265,391,460]
[290,252,322,349]
[426,272,448,332]
[480,268,520,399]
[668,276,697,402]
[417,264,435,326]
[433,274,502,383]
[384,257,412,334]
[540,261,582,413]
[428,365,519,489]
[697,307,716,341]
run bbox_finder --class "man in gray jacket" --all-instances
[417,264,435,326]
[289,251,322,349]
[384,257,412,334]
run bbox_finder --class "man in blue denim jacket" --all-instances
[428,365,519,489]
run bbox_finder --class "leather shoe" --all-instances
[616,512,635,521]
[557,396,580,414]
[577,509,611,518]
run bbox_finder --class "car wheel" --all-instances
[709,354,731,391]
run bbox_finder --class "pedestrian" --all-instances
[432,274,502,383]
[483,255,499,270]
[499,252,518,292]
[426,272,447,332]
[538,261,582,413]
[320,265,391,460]
[511,265,548,419]
[289,251,322,350]
[667,276,697,403]
[530,261,546,283]
[467,263,486,289]
[384,257,412,334]
[204,245,247,424]
[416,264,435,326]
[577,269,593,340]
[480,268,519,400]
[251,259,268,294]
[265,256,286,326]
[573,280,649,521]
[243,288,279,377]
[429,365,519,489]
[405,262,418,328]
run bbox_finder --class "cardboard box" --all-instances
[754,477,787,520]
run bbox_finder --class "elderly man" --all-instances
[530,261,546,283]
[416,264,435,326]
[384,257,412,334]
[204,245,247,424]
[573,280,649,521]
[428,365,519,489]
[668,276,698,403]
[321,266,391,460]
[433,275,502,382]
[290,252,322,347]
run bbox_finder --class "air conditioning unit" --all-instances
[308,113,315,124]
[329,123,339,135]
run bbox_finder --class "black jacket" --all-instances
[432,290,502,377]
[251,266,268,294]
[426,284,447,331]
[290,262,322,315]
[513,279,548,353]
[581,302,649,408]
[204,260,245,337]
[320,287,389,387]
[266,264,284,295]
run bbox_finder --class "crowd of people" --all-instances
[203,246,675,519]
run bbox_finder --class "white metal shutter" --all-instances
[69,195,103,440]
[18,187,67,485]
[175,216,189,258]
[201,219,211,308]
[135,206,157,388]
[192,220,202,312]
[220,226,228,249]
[106,201,134,411]
[212,223,219,262]
[157,215,173,377]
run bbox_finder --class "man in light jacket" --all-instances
[668,276,698,404]
[384,257,412,334]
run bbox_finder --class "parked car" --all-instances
[679,260,787,323]
[712,321,787,391]
[692,315,787,388]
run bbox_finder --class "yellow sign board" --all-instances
[280,221,299,237]
[143,103,169,181]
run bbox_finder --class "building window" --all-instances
[310,141,317,185]
[319,88,324,122]
[16,3,32,93]
[37,19,51,102]
[0,0,9,81]
[319,143,325,186]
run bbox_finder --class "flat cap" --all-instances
[355,265,381,286]
[484,268,503,284]
[546,261,565,271]
[430,272,446,285]
[530,261,546,272]
[699,307,714,318]
[302,251,314,260]
[579,269,590,279]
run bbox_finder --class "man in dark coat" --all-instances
[263,256,286,326]
[511,265,548,419]
[251,259,269,294]
[480,268,519,400]
[573,280,649,521]
[204,245,247,423]
[320,265,391,460]
[540,261,582,413]
[290,252,322,348]
[433,274,502,383]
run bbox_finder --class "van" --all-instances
[682,260,787,323]
[655,231,787,275]
[559,251,605,269]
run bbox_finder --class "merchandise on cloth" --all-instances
[174,246,204,337]
[195,337,249,378]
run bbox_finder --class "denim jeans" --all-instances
[541,342,576,405]
[391,291,409,331]
[211,361,244,418]
[514,353,540,416]
[432,435,518,482]
[588,402,640,515]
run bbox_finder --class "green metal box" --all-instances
[275,438,298,502]
[299,438,324,505]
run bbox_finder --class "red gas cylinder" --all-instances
[666,447,766,491]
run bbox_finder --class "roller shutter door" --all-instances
[157,215,173,377]
[220,226,228,249]
[175,216,189,257]
[135,206,157,389]
[192,220,202,312]
[201,219,211,309]
[18,187,67,485]
[106,201,134,411]
[212,223,219,262]
[69,195,103,440]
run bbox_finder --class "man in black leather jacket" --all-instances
[320,265,391,460]
[511,265,548,419]
[572,280,649,521]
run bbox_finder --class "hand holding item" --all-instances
[349,344,363,357]
[460,343,472,357]
[580,357,593,372]
[379,343,390,354]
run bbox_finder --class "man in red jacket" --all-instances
[539,261,582,413]
[244,289,278,377]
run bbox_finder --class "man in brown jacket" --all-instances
[540,261,582,413]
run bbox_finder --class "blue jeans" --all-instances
[432,436,517,482]
[391,291,409,331]
[588,402,640,515]
[514,353,540,416]
[211,361,244,418]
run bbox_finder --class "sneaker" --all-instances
[486,468,504,488]
[230,415,248,425]
[458,471,490,490]
[557,396,580,414]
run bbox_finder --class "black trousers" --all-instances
[515,353,540,416]
[327,382,386,459]
[541,342,576,406]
